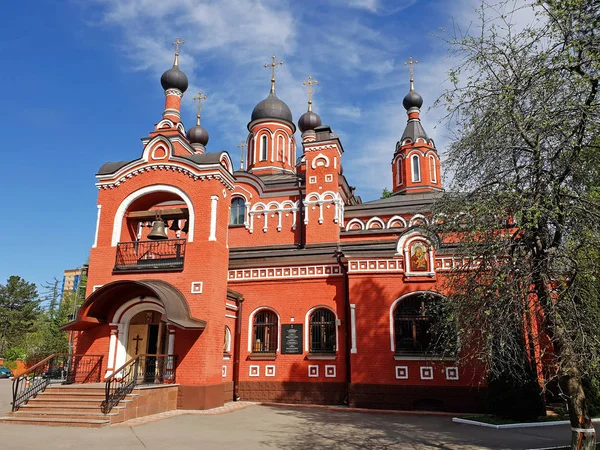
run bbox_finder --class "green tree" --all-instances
[432,1,600,448]
[380,187,393,199]
[0,276,41,355]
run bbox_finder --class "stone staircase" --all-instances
[0,384,133,428]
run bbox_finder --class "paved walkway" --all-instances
[0,379,593,449]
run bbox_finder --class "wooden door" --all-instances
[126,324,148,360]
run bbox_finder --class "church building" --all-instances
[64,42,485,413]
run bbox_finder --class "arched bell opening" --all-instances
[114,188,194,272]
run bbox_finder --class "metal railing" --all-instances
[114,239,186,272]
[12,354,103,411]
[101,354,177,414]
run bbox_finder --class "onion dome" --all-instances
[402,89,423,110]
[298,109,322,133]
[161,65,188,93]
[187,119,209,146]
[251,91,293,123]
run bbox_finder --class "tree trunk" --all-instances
[561,367,596,450]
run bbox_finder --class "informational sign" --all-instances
[281,324,303,354]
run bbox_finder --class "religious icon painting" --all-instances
[409,241,429,272]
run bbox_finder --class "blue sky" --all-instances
[0,0,491,291]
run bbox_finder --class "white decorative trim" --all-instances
[309,176,317,184]
[226,303,238,311]
[229,264,342,283]
[345,218,365,231]
[366,217,385,230]
[151,144,169,160]
[248,200,299,233]
[111,184,195,246]
[311,153,330,169]
[191,282,203,294]
[395,366,409,380]
[92,285,103,292]
[247,307,281,353]
[224,326,232,353]
[387,215,407,229]
[265,365,276,377]
[165,88,183,98]
[92,205,102,248]
[350,304,357,354]
[304,191,344,226]
[225,314,237,319]
[420,366,434,380]
[398,232,435,277]
[325,365,336,378]
[209,195,218,241]
[325,174,333,182]
[408,214,429,227]
[156,119,175,130]
[348,259,403,274]
[222,365,227,377]
[446,367,459,380]
[308,365,319,378]
[249,365,260,377]
[305,306,339,353]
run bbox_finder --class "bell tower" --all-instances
[392,57,442,195]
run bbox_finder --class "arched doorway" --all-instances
[126,310,167,360]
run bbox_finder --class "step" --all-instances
[36,394,106,401]
[12,410,118,421]
[18,404,124,414]
[0,416,110,428]
[27,398,104,406]
[44,387,106,394]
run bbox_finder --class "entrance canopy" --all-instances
[63,279,206,331]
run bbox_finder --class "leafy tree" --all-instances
[380,187,393,199]
[0,276,41,355]
[432,1,600,448]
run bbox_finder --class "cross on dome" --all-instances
[264,55,284,93]
[237,141,247,170]
[193,91,207,125]
[171,37,185,66]
[404,56,418,91]
[302,76,318,111]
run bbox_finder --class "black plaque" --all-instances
[282,324,303,354]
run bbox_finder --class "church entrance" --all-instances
[125,310,167,382]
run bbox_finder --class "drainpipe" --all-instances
[233,296,244,401]
[297,178,305,249]
[334,247,352,405]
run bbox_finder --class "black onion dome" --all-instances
[251,92,293,124]
[402,90,423,110]
[187,124,209,146]
[298,110,322,133]
[161,65,189,93]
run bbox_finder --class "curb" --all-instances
[259,402,457,417]
[452,417,600,429]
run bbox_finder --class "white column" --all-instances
[209,195,219,241]
[93,205,102,248]
[167,328,176,356]
[350,304,357,354]
[105,327,118,377]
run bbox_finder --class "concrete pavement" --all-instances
[0,379,588,449]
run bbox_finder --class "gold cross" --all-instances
[264,55,284,93]
[237,141,247,170]
[302,76,318,111]
[404,56,418,90]
[193,91,207,125]
[171,37,185,66]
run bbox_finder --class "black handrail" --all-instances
[114,239,186,271]
[12,354,103,411]
[101,354,177,414]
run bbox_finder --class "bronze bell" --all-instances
[181,220,189,234]
[147,220,168,240]
[169,219,180,232]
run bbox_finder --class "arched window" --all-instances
[394,294,435,355]
[412,155,421,182]
[397,159,403,185]
[309,308,336,353]
[260,135,268,161]
[278,135,285,162]
[230,198,246,226]
[252,310,278,353]
[429,155,437,183]
[224,326,231,353]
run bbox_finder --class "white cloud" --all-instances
[330,105,362,120]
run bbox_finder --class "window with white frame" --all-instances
[278,135,285,162]
[260,135,268,161]
[309,308,336,353]
[224,326,231,353]
[230,198,246,226]
[429,155,437,183]
[412,155,421,182]
[252,309,278,353]
[397,159,403,185]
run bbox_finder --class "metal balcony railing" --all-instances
[114,239,186,272]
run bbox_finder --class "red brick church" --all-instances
[64,44,485,412]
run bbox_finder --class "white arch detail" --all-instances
[389,291,445,352]
[366,217,385,229]
[387,215,407,229]
[247,306,281,353]
[111,184,196,246]
[311,153,330,169]
[304,305,339,353]
[409,214,429,227]
[345,218,365,231]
